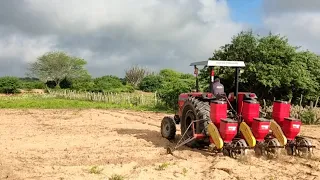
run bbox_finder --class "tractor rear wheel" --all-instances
[161,116,176,140]
[180,97,211,148]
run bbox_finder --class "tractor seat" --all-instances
[214,92,227,100]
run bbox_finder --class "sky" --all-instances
[0,0,319,78]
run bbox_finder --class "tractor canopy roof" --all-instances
[190,60,245,67]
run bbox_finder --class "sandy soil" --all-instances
[0,109,319,180]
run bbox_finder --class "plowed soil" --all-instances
[0,109,319,180]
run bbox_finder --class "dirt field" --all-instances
[0,109,319,180]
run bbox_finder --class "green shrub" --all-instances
[21,81,45,90]
[139,75,163,92]
[70,76,95,91]
[101,85,135,93]
[92,75,135,93]
[158,79,195,110]
[93,75,123,91]
[0,76,21,94]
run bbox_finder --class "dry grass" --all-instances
[263,105,320,124]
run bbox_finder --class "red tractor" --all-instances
[160,60,315,158]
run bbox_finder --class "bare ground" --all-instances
[0,109,319,180]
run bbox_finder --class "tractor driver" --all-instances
[212,78,225,97]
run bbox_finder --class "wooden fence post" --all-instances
[298,94,303,119]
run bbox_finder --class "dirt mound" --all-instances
[0,109,319,180]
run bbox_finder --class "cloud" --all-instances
[0,34,56,63]
[0,0,244,77]
[262,0,320,53]
[263,0,320,15]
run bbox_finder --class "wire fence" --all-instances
[47,89,160,106]
[1,89,319,124]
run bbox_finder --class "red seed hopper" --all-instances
[272,100,314,157]
[233,92,284,158]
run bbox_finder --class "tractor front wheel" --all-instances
[161,116,176,140]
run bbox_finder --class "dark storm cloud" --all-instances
[0,58,28,77]
[0,1,57,36]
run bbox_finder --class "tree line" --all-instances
[0,30,319,108]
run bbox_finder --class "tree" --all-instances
[27,51,89,88]
[124,65,151,88]
[0,76,21,94]
[199,30,320,104]
[159,69,182,82]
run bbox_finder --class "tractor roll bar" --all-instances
[190,60,245,113]
[190,60,245,67]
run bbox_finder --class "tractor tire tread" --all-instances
[180,97,211,147]
[161,116,176,140]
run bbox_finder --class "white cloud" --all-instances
[0,0,244,77]
[263,0,320,53]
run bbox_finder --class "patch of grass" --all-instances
[182,167,188,176]
[109,174,125,180]
[0,94,173,113]
[268,176,276,180]
[89,166,104,174]
[155,162,170,171]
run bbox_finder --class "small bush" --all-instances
[89,166,103,174]
[0,76,21,94]
[155,162,170,171]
